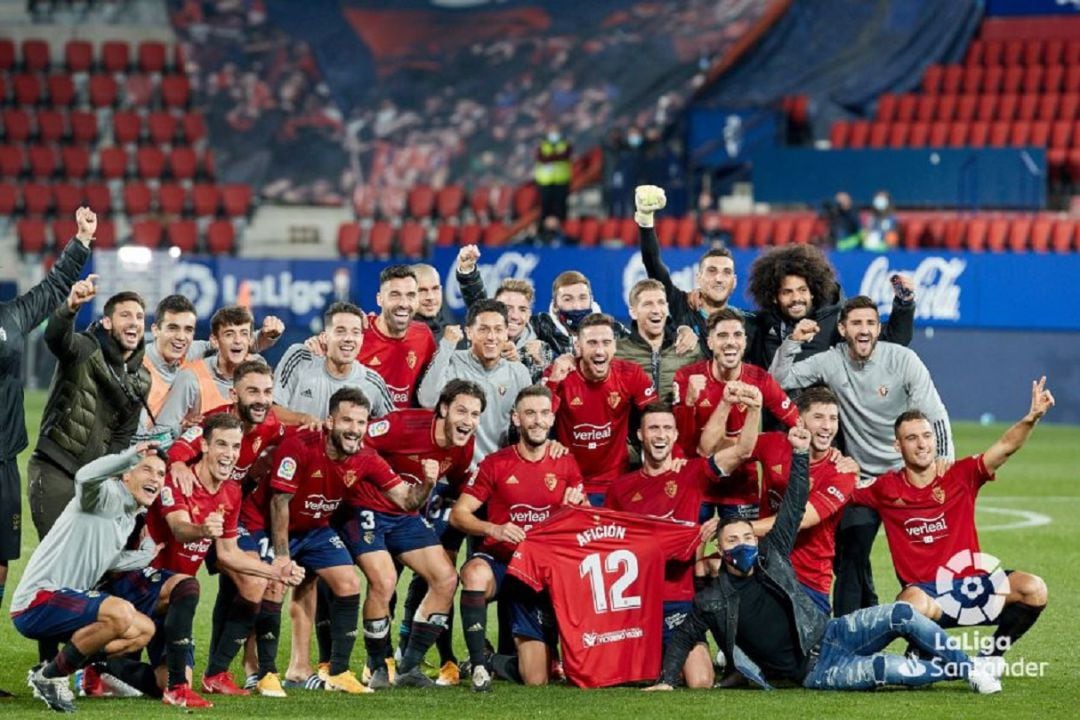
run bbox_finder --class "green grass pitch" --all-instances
[2,391,1078,718]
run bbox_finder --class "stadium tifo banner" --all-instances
[88,248,1075,332]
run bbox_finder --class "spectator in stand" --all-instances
[605,128,644,218]
[534,125,572,223]
[823,192,862,250]
[862,191,898,252]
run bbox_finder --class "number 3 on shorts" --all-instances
[359,510,376,530]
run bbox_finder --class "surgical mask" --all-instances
[559,307,592,331]
[547,132,561,143]
[627,134,642,147]
[722,543,758,574]
[872,195,889,212]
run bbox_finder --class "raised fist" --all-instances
[686,374,707,406]
[456,245,481,275]
[790,319,820,343]
[634,185,666,228]
[548,354,576,383]
[738,385,763,409]
[788,424,811,451]
[75,206,97,244]
[442,324,464,345]
[260,315,285,340]
[421,458,440,484]
[202,511,225,539]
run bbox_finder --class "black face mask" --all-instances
[559,307,592,331]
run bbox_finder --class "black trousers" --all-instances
[832,505,881,617]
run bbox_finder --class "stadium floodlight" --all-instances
[117,245,153,267]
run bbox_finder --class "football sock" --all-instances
[363,616,391,671]
[43,643,87,678]
[461,590,489,667]
[255,600,283,676]
[989,602,1044,656]
[315,579,333,664]
[328,593,360,676]
[399,573,427,646]
[164,577,200,688]
[205,595,258,676]
[435,606,457,664]
[399,614,448,674]
[209,573,237,659]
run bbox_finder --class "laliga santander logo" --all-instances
[446,251,540,311]
[935,549,1010,625]
[172,261,219,318]
[622,254,696,302]
[859,256,966,321]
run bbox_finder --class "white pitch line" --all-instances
[974,506,1053,532]
[978,496,1080,502]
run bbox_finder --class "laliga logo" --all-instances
[445,252,540,311]
[935,549,1010,625]
[172,262,219,318]
[622,255,696,303]
[859,256,965,321]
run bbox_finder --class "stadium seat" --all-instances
[936,94,957,122]
[434,223,457,247]
[1017,95,1038,123]
[167,220,199,253]
[51,218,78,249]
[123,183,153,215]
[222,184,253,217]
[895,94,917,123]
[1051,220,1075,253]
[752,216,774,247]
[983,39,1004,66]
[902,216,927,249]
[983,66,1004,94]
[137,41,168,74]
[98,146,128,179]
[965,216,988,252]
[0,144,25,177]
[908,122,930,148]
[1044,65,1064,95]
[53,182,83,214]
[482,222,509,247]
[1002,66,1023,94]
[828,122,848,149]
[17,218,48,255]
[964,39,984,65]
[23,182,53,214]
[489,186,512,219]
[989,121,1010,147]
[876,93,897,122]
[598,218,619,243]
[961,65,983,94]
[89,74,118,107]
[1021,66,1044,95]
[469,186,492,217]
[95,219,117,249]
[1030,217,1053,253]
[577,217,599,247]
[70,110,99,144]
[2,108,32,142]
[102,41,130,73]
[37,109,65,143]
[921,66,942,94]
[987,217,1009,253]
[168,147,198,180]
[181,112,206,143]
[1008,217,1032,252]
[112,110,142,144]
[64,40,93,72]
[28,145,57,178]
[675,216,698,248]
[1022,38,1044,66]
[847,121,870,149]
[22,39,50,72]
[459,223,481,247]
[0,39,13,71]
[947,122,968,148]
[887,122,909,148]
[83,182,111,213]
[941,65,962,94]
[618,218,638,247]
[915,95,936,123]
[1037,94,1060,123]
[368,221,393,258]
[160,75,191,108]
[1003,39,1024,67]
[407,185,435,218]
[337,223,362,256]
[192,183,219,216]
[136,147,166,179]
[131,219,163,248]
[731,216,753,249]
[928,121,950,148]
[13,74,44,105]
[656,217,678,247]
[1009,122,1031,146]
[436,185,464,219]
[942,217,965,251]
[867,121,889,148]
[968,121,990,147]
[399,221,426,258]
[997,94,1018,122]
[975,94,998,122]
[0,183,17,215]
[123,74,154,108]
[158,183,186,215]
[773,216,795,246]
[513,184,539,217]
[1044,39,1064,66]
[792,215,816,245]
[205,220,235,254]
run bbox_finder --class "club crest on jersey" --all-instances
[406,351,418,369]
[665,480,678,498]
[498,385,507,396]
[878,385,890,398]
[344,470,357,487]
[364,532,375,545]
[608,392,621,409]
[544,473,557,491]
[439,460,452,475]
[368,420,390,438]
[277,457,297,481]
[251,437,262,455]
[932,486,946,504]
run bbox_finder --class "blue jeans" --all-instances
[803,602,972,690]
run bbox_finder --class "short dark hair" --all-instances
[640,401,675,421]
[796,386,839,415]
[894,409,930,437]
[466,299,508,328]
[716,515,755,539]
[699,246,733,265]
[379,264,417,286]
[706,307,744,334]
[577,313,615,334]
[210,305,253,335]
[104,291,146,317]
[437,378,487,416]
[328,387,371,416]
[233,359,272,384]
[203,412,243,442]
[154,294,196,322]
[840,295,879,324]
[514,384,552,407]
[324,301,365,328]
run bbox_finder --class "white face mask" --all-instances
[547,132,561,143]
[873,195,889,212]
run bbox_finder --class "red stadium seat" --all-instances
[961,65,983,94]
[1064,92,1080,121]
[221,184,252,217]
[513,184,539,217]
[847,120,870,149]
[887,122,909,148]
[367,221,393,258]
[0,39,13,71]
[95,219,117,249]
[1030,217,1052,253]
[69,110,98,144]
[947,122,969,147]
[83,183,111,213]
[53,182,82,214]
[123,183,153,215]
[1051,220,1075,253]
[89,74,118,107]
[1001,67,1023,94]
[975,94,998,122]
[13,74,44,105]
[936,94,957,122]
[167,220,199,253]
[989,121,1010,147]
[37,109,65,142]
[675,216,698,248]
[983,39,1004,66]
[876,93,897,121]
[459,223,481,247]
[123,74,154,108]
[731,217,753,249]
[792,215,816,245]
[655,217,677,247]
[469,186,492,217]
[828,121,849,148]
[1050,121,1073,149]
[1023,39,1044,66]
[983,66,1004,94]
[1037,94,1060,123]
[181,112,206,143]
[160,75,190,108]
[1009,121,1031,146]
[137,41,167,73]
[968,121,990,147]
[618,218,638,247]
[28,144,57,178]
[192,183,219,216]
[136,146,166,179]
[102,41,130,73]
[942,218,965,251]
[64,40,93,72]
[562,217,581,242]
[17,218,48,255]
[399,221,426,258]
[921,65,942,94]
[168,147,198,180]
[941,65,962,94]
[22,39,50,72]
[1003,39,1024,67]
[1021,66,1044,95]
[987,217,1009,253]
[51,218,78,249]
[1030,121,1050,147]
[915,95,936,123]
[482,222,509,247]
[490,186,512,219]
[112,110,142,144]
[867,121,889,148]
[98,146,128,179]
[204,222,236,255]
[1044,66,1063,94]
[434,223,457,247]
[901,216,927,250]
[965,217,988,252]
[407,185,435,218]
[964,39,984,66]
[1007,217,1032,252]
[158,183,186,215]
[928,121,950,148]
[1016,95,1038,123]
[23,182,53,214]
[0,145,25,177]
[997,94,1018,122]
[436,185,464,219]
[147,112,177,145]
[131,219,163,248]
[895,94,917,122]
[1044,39,1064,66]
[773,216,795,246]
[2,109,32,142]
[578,217,599,247]
[752,216,774,247]
[0,183,17,215]
[907,122,930,148]
[337,223,362,256]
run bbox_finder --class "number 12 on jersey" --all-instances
[579,550,642,614]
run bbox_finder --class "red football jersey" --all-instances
[853,455,992,586]
[508,506,700,688]
[604,458,720,602]
[461,445,585,562]
[546,358,656,494]
[754,432,856,594]
[357,315,436,409]
[168,404,287,488]
[361,409,474,516]
[149,468,241,575]
[241,429,363,534]
[672,360,798,505]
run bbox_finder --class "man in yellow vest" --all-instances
[534,125,572,223]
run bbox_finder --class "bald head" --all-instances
[412,264,443,319]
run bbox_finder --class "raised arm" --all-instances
[710,385,762,473]
[416,328,462,408]
[454,245,488,310]
[76,443,148,511]
[762,427,811,557]
[881,276,915,346]
[768,322,833,391]
[44,274,99,364]
[982,377,1054,473]
[7,218,91,334]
